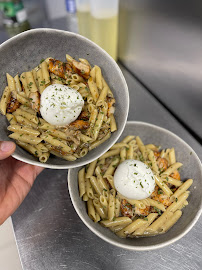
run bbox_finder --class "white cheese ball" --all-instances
[40,84,84,126]
[114,159,155,200]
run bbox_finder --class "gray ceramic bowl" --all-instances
[0,28,129,169]
[68,121,202,250]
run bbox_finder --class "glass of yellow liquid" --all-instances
[76,0,91,39]
[89,0,119,61]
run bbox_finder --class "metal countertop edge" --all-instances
[119,61,202,145]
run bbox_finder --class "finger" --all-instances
[0,141,16,160]
[35,166,44,176]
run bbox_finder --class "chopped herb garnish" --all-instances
[140,182,143,188]
[153,206,162,215]
[40,80,45,86]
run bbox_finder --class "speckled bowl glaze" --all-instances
[68,121,202,251]
[0,28,129,169]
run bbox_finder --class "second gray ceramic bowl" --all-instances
[0,28,129,169]
[68,121,202,250]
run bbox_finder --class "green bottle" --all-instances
[0,0,30,37]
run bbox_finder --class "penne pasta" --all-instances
[117,219,147,238]
[96,86,108,106]
[93,199,106,219]
[88,77,99,102]
[89,132,111,150]
[37,68,46,94]
[169,148,176,165]
[97,175,109,191]
[159,210,182,233]
[16,93,30,106]
[103,157,120,178]
[87,199,96,221]
[16,141,42,157]
[1,55,116,163]
[95,65,103,90]
[13,108,38,124]
[155,175,173,197]
[15,115,38,129]
[99,149,120,160]
[170,179,193,202]
[115,198,121,217]
[120,147,127,162]
[6,73,16,94]
[14,74,22,93]
[40,133,71,153]
[109,114,117,132]
[6,113,17,125]
[121,135,135,144]
[86,178,94,199]
[126,145,133,159]
[9,132,42,145]
[101,217,132,228]
[49,150,77,161]
[90,176,102,195]
[108,193,115,221]
[79,134,193,239]
[162,162,183,176]
[25,71,38,93]
[86,160,97,178]
[0,86,11,115]
[133,213,158,236]
[41,60,50,85]
[78,168,86,197]
[7,124,40,136]
[20,72,29,97]
[39,152,50,163]
[20,105,36,115]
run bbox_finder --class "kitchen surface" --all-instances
[0,0,202,270]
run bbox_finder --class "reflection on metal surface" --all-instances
[119,0,202,140]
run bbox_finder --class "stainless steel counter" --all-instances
[12,65,202,270]
[119,0,202,141]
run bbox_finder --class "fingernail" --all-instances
[1,141,15,152]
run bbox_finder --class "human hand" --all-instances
[0,141,44,224]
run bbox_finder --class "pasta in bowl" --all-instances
[68,122,202,250]
[0,29,129,168]
[0,55,117,163]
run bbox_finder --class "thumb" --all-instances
[0,141,16,160]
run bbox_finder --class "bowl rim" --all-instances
[68,120,202,251]
[0,28,129,169]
